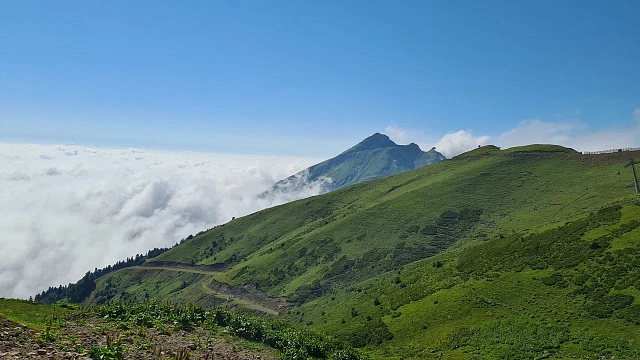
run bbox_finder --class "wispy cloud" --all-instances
[434,130,490,158]
[496,119,587,149]
[388,109,640,157]
[0,143,320,299]
[385,126,488,158]
[384,126,414,146]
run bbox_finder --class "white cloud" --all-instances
[385,126,489,158]
[384,125,443,154]
[433,130,490,158]
[497,119,585,148]
[389,109,640,157]
[496,118,640,153]
[0,143,320,299]
[384,126,412,145]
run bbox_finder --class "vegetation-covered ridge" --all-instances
[456,144,578,157]
[136,148,634,298]
[43,148,640,359]
[285,202,640,359]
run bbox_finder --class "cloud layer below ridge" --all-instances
[0,143,320,299]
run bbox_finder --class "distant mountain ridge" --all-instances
[263,133,445,196]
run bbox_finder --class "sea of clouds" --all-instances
[0,143,322,299]
[6,111,640,299]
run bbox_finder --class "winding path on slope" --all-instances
[198,282,280,315]
[129,263,288,315]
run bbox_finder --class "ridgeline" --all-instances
[34,144,640,359]
[262,133,445,197]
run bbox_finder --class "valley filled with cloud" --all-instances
[0,143,320,299]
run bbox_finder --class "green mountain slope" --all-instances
[263,132,445,196]
[284,203,640,359]
[86,146,640,359]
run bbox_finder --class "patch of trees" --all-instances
[348,317,394,347]
[92,278,121,304]
[34,247,169,304]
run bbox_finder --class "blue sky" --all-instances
[2,0,639,157]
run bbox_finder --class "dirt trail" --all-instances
[200,283,280,316]
[128,264,291,316]
[129,265,223,276]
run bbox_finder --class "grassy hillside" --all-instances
[0,298,74,330]
[283,203,640,359]
[87,147,640,359]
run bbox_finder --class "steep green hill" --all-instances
[284,203,640,359]
[262,132,445,196]
[84,146,640,359]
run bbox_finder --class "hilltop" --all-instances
[35,145,640,359]
[456,144,578,158]
[262,133,445,197]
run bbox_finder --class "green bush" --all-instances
[95,301,367,360]
[88,335,125,360]
[541,272,567,288]
[445,319,569,359]
[587,294,634,318]
[616,304,640,324]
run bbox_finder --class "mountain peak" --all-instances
[350,133,398,152]
[262,133,445,197]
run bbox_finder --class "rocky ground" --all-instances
[0,316,278,359]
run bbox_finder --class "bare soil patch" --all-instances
[0,315,278,359]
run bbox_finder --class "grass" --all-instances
[0,298,367,360]
[87,334,125,360]
[281,203,640,359]
[51,148,640,359]
[0,298,74,329]
[118,151,633,302]
[94,301,368,360]
[456,144,577,158]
